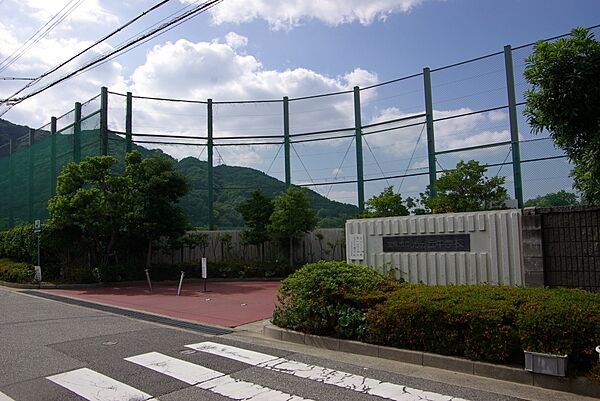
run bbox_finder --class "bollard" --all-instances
[144,269,152,293]
[177,271,185,296]
[596,345,600,362]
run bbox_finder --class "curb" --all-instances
[0,280,103,289]
[263,324,600,399]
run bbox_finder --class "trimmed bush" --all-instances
[272,262,600,373]
[0,258,34,283]
[272,261,398,339]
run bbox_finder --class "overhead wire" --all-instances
[0,0,86,74]
[2,0,173,106]
[2,0,223,115]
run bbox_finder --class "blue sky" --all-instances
[1,0,599,205]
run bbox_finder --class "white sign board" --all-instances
[34,265,42,282]
[201,257,207,279]
[34,219,41,233]
[348,233,364,260]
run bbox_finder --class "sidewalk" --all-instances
[44,280,280,328]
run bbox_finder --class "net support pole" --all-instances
[125,92,133,154]
[207,98,214,230]
[50,117,57,197]
[74,102,82,163]
[283,96,291,188]
[504,45,524,208]
[423,67,437,198]
[354,86,365,212]
[100,87,108,156]
[8,138,15,227]
[28,128,35,222]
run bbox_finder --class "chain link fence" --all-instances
[2,27,597,230]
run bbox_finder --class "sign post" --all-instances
[201,257,207,292]
[34,220,41,287]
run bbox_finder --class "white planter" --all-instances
[524,351,568,376]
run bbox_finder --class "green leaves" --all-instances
[47,151,189,271]
[524,27,600,204]
[236,189,274,246]
[361,186,414,218]
[423,160,508,213]
[268,187,318,241]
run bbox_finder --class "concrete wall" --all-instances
[346,210,523,286]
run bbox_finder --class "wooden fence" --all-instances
[151,228,345,266]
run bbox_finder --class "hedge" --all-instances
[273,261,600,373]
[0,258,34,283]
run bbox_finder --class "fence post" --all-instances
[74,102,82,163]
[423,67,437,198]
[28,128,35,222]
[353,86,364,212]
[50,117,57,197]
[504,45,524,208]
[100,86,108,156]
[207,99,214,230]
[125,91,133,154]
[8,137,15,227]
[283,96,291,188]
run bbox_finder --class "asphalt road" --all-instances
[0,286,593,401]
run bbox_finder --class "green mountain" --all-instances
[0,119,358,229]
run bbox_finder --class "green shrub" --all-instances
[274,272,600,373]
[517,288,600,370]
[0,258,34,283]
[272,261,398,339]
[0,224,36,262]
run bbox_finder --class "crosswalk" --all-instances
[5,342,472,401]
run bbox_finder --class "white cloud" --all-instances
[365,106,510,159]
[17,0,119,27]
[225,32,248,49]
[202,0,431,30]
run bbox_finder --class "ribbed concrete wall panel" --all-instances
[346,210,523,286]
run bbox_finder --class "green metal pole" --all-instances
[423,67,437,198]
[74,102,82,163]
[28,128,35,222]
[50,117,57,197]
[8,138,15,227]
[207,99,214,230]
[283,96,291,188]
[125,92,133,154]
[100,86,108,156]
[504,45,524,208]
[353,86,365,212]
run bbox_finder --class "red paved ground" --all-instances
[45,280,280,328]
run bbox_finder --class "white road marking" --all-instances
[0,391,16,401]
[126,351,313,401]
[47,368,154,401]
[185,342,470,401]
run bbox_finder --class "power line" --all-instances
[2,0,222,115]
[2,0,172,105]
[0,0,86,74]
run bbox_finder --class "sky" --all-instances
[0,0,599,205]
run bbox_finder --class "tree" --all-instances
[268,187,318,267]
[125,151,189,268]
[524,190,579,208]
[524,27,600,204]
[422,160,508,213]
[48,152,189,273]
[361,186,414,218]
[48,156,131,268]
[236,189,274,261]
